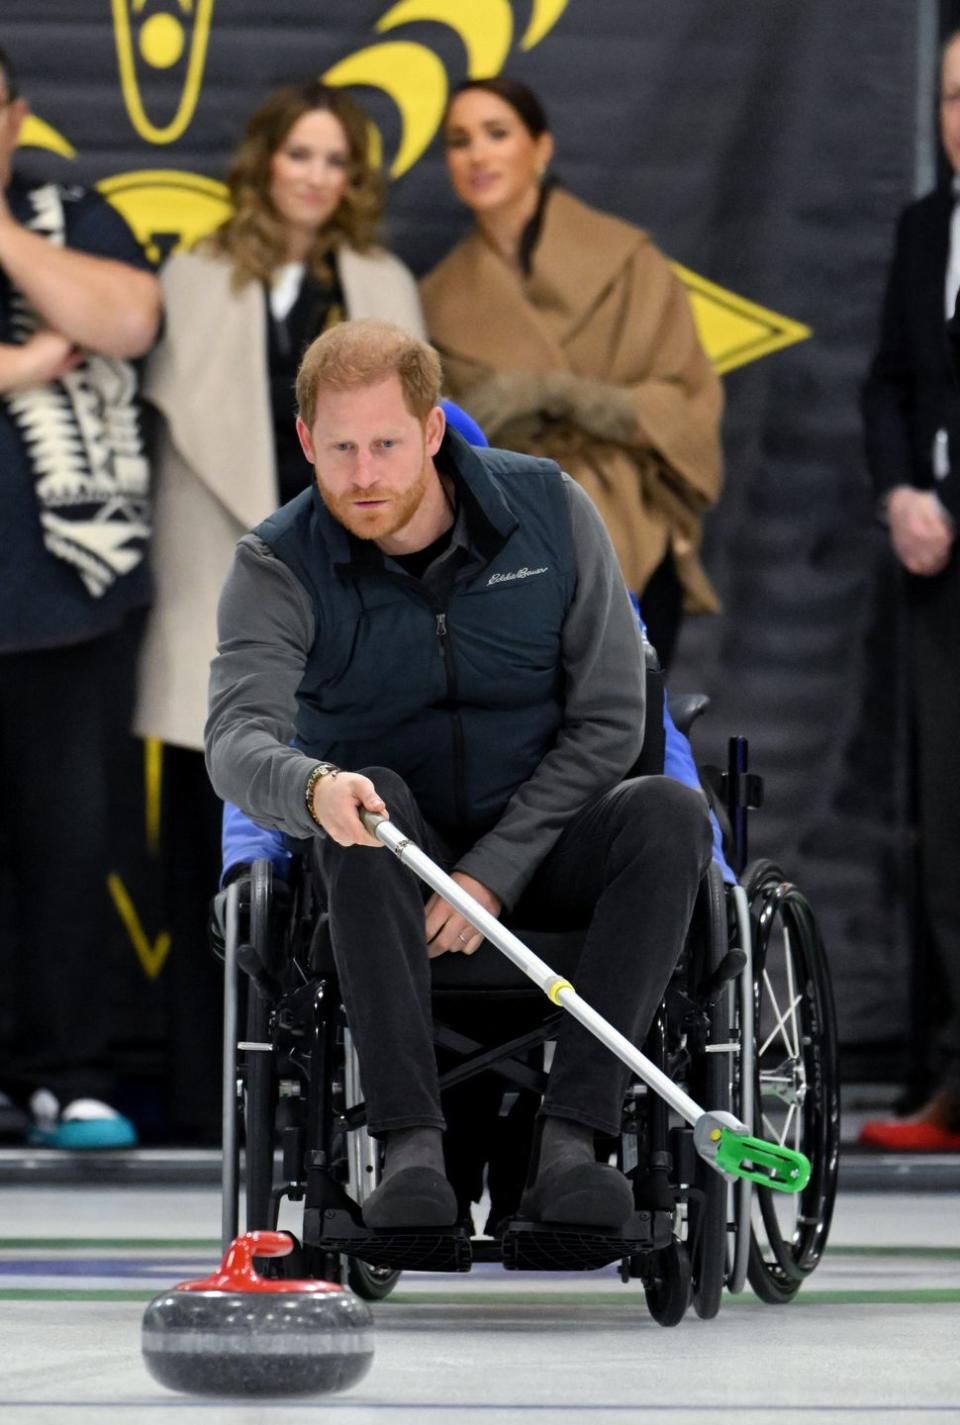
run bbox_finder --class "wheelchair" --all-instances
[216,681,840,1327]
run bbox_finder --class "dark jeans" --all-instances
[314,768,712,1138]
[0,618,141,1105]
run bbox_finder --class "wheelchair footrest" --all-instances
[304,1206,673,1274]
[304,1207,472,1272]
[500,1210,673,1271]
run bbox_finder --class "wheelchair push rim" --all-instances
[745,860,840,1300]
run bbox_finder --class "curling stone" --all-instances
[142,1231,374,1397]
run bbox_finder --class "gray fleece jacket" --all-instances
[205,471,645,909]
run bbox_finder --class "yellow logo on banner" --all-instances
[111,0,215,145]
[327,1,809,370]
[20,114,76,159]
[21,0,811,365]
[323,0,567,177]
[97,169,229,264]
[377,0,515,80]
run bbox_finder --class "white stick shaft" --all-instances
[556,987,703,1127]
[371,815,704,1128]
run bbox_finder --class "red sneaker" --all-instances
[858,1118,960,1151]
[858,1090,960,1151]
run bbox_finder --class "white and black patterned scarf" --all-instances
[2,184,150,597]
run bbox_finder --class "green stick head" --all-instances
[694,1112,811,1194]
[713,1129,811,1193]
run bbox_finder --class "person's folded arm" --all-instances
[205,535,322,838]
[0,217,159,359]
[454,477,646,910]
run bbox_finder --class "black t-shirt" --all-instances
[0,173,154,653]
[390,525,456,582]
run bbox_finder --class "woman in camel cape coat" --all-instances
[422,185,722,615]
[421,80,723,660]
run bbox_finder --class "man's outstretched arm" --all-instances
[206,535,390,847]
[206,535,326,838]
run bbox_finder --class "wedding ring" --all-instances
[457,931,469,944]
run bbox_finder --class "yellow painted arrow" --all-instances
[107,872,171,981]
[673,261,811,375]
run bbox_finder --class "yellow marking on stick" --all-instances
[546,976,573,1005]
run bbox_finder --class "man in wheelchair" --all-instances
[205,319,713,1236]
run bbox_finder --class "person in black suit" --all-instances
[859,30,960,1150]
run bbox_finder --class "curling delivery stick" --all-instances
[360,810,810,1193]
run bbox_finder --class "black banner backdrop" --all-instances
[0,1,931,1106]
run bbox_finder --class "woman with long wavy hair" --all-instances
[139,80,424,753]
[135,81,424,1142]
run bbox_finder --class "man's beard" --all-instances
[316,463,429,541]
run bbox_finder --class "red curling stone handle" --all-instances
[176,1232,342,1295]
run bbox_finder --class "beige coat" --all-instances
[135,245,426,750]
[420,188,723,608]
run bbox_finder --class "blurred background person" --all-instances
[420,77,723,669]
[859,31,960,1152]
[135,80,425,1141]
[0,43,160,1146]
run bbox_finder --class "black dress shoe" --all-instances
[362,1166,459,1229]
[519,1160,635,1230]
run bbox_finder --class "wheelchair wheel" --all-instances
[346,1257,402,1301]
[743,860,840,1305]
[640,1238,691,1327]
[686,864,730,1320]
[244,861,278,1232]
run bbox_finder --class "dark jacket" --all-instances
[254,431,577,838]
[862,184,960,520]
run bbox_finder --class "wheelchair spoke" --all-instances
[783,928,801,1060]
[760,1110,780,1141]
[779,1100,798,1150]
[758,984,803,1060]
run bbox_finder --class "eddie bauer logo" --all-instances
[488,566,549,586]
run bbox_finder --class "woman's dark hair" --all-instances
[208,80,384,288]
[445,76,550,138]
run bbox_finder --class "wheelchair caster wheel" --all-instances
[142,1232,374,1397]
[639,1238,691,1327]
[346,1256,402,1301]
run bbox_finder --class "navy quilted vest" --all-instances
[254,428,577,835]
